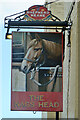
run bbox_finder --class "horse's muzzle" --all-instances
[19,65,33,74]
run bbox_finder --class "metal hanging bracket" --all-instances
[4,5,72,39]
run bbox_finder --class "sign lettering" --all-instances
[24,5,52,21]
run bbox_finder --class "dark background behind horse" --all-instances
[30,32,62,44]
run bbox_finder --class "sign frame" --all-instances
[11,31,63,112]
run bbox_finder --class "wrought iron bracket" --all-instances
[4,5,72,39]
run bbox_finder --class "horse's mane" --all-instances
[26,38,62,66]
[28,38,62,58]
[42,39,62,57]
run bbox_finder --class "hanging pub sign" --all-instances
[24,5,52,21]
[11,32,63,111]
[4,5,64,112]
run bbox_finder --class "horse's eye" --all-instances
[34,48,39,51]
[34,48,42,51]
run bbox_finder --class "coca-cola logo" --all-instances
[24,5,52,21]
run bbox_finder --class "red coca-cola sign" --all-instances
[24,5,52,21]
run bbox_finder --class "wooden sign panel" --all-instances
[11,32,63,111]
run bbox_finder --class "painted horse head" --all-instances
[21,34,45,74]
[21,33,62,74]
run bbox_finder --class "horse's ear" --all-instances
[35,34,41,42]
[27,32,32,41]
[30,34,32,40]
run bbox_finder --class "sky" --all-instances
[0,0,46,118]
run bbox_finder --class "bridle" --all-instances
[22,46,47,74]
[30,65,60,87]
[21,40,60,89]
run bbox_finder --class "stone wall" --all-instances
[77,2,80,119]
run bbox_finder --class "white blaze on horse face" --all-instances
[21,56,27,71]
[21,47,34,71]
[21,38,43,73]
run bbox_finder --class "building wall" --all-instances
[45,1,64,33]
[62,2,78,118]
[77,2,80,119]
[43,1,79,119]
